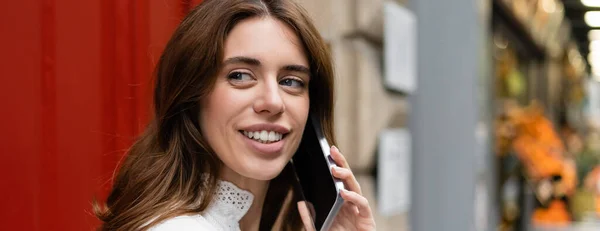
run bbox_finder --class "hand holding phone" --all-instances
[292,115,376,231]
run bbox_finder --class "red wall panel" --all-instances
[0,0,42,230]
[0,0,196,230]
[54,0,103,229]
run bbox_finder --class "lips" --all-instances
[238,123,290,156]
[240,132,286,156]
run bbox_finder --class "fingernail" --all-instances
[332,145,339,152]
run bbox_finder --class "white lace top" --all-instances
[149,180,255,231]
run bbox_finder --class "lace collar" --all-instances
[201,180,255,230]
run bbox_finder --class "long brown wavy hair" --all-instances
[94,0,336,230]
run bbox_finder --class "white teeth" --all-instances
[242,130,283,143]
[268,131,276,141]
[260,131,268,141]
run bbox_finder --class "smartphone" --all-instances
[291,114,345,231]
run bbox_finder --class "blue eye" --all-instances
[280,78,304,88]
[227,72,253,81]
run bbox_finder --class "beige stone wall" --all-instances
[296,1,409,230]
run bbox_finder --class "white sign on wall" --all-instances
[377,128,411,216]
[384,2,417,93]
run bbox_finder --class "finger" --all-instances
[307,202,316,220]
[297,201,316,231]
[330,146,349,168]
[332,166,362,194]
[340,189,373,218]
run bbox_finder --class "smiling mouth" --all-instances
[239,130,287,144]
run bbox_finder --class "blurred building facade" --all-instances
[298,0,410,230]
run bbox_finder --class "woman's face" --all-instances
[200,17,310,181]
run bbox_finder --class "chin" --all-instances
[241,158,289,181]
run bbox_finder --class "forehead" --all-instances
[223,17,309,67]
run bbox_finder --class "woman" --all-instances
[95,0,376,230]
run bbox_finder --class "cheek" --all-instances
[286,95,310,132]
[202,85,241,122]
[200,85,238,141]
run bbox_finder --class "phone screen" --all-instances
[292,116,340,230]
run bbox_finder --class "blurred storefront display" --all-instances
[492,0,600,230]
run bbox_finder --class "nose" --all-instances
[253,80,285,116]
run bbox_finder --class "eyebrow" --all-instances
[223,56,261,66]
[222,56,310,75]
[283,64,310,75]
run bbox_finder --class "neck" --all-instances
[219,166,269,231]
